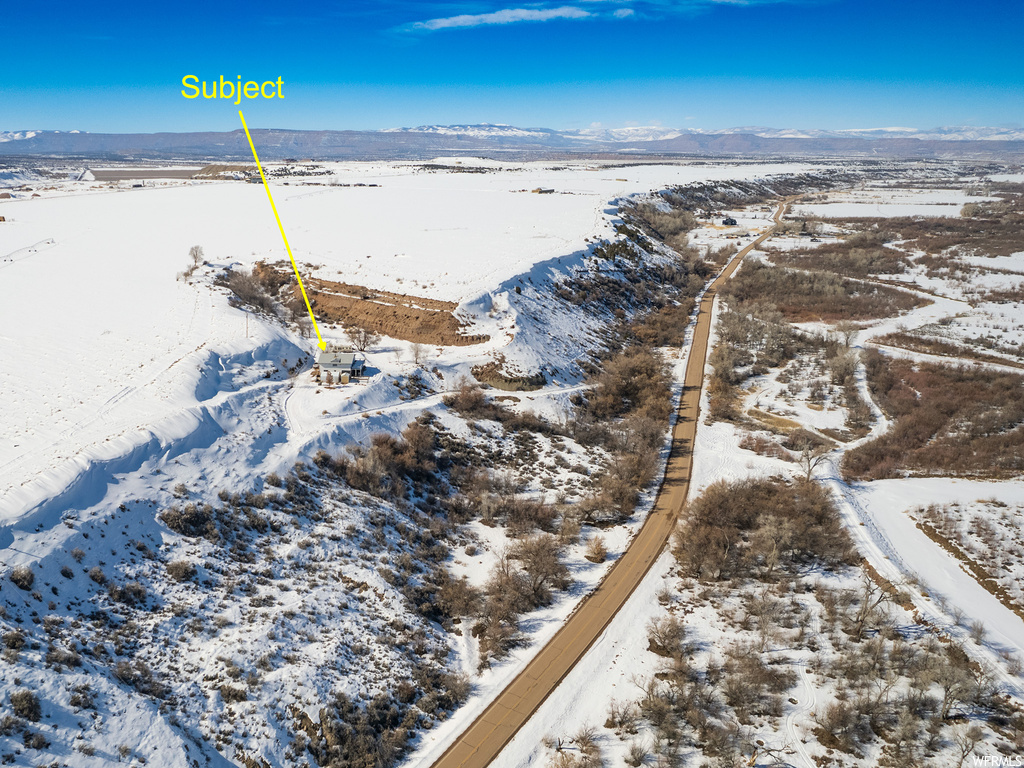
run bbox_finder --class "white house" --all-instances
[316,349,365,382]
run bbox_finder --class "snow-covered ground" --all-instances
[1,158,833,766]
[5,161,1021,767]
[0,159,818,527]
[791,185,991,219]
[490,177,1024,767]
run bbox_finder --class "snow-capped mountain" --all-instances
[0,130,85,143]
[680,125,1024,141]
[385,123,1024,144]
[2,124,1023,160]
[386,123,569,140]
[0,131,41,142]
[568,126,684,142]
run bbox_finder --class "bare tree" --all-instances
[834,320,858,347]
[510,534,570,607]
[953,724,985,768]
[189,245,205,268]
[798,442,830,483]
[584,534,607,563]
[410,342,426,365]
[851,572,891,641]
[349,325,381,352]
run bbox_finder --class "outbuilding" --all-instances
[722,217,738,226]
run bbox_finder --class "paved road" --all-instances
[430,202,788,768]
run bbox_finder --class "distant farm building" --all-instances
[531,188,555,194]
[722,217,738,226]
[316,349,365,383]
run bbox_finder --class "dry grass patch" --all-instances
[843,350,1024,479]
[724,260,928,322]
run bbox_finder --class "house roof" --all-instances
[317,350,359,368]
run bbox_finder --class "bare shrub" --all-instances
[843,351,1024,479]
[647,615,687,658]
[585,535,608,564]
[587,347,672,423]
[160,503,217,539]
[166,560,197,582]
[10,690,41,721]
[674,477,854,581]
[2,631,26,650]
[113,659,165,697]
[9,565,34,590]
[219,268,276,315]
[220,684,248,703]
[511,535,571,607]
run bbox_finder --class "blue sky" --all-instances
[3,0,1022,133]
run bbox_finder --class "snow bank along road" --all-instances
[428,202,790,768]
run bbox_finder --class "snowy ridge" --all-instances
[385,123,573,140]
[382,123,1024,143]
[0,130,84,142]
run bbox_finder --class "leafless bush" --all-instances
[511,535,571,607]
[9,565,34,590]
[220,684,248,703]
[166,560,197,582]
[2,631,25,650]
[113,659,165,698]
[674,477,854,581]
[349,325,381,352]
[219,267,277,315]
[160,502,217,539]
[585,535,608,563]
[10,690,41,721]
[647,615,687,658]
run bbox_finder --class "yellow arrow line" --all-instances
[238,110,327,352]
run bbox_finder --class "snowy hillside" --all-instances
[0,158,827,766]
[5,159,1021,767]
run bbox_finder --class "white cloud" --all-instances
[398,0,824,33]
[405,6,591,31]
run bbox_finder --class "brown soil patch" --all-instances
[271,267,489,346]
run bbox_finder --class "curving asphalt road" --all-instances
[430,201,789,768]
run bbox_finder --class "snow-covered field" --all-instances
[489,177,1024,767]
[0,159,815,526]
[791,185,991,219]
[4,160,1022,767]
[1,158,827,765]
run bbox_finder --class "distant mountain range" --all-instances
[2,124,1023,160]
